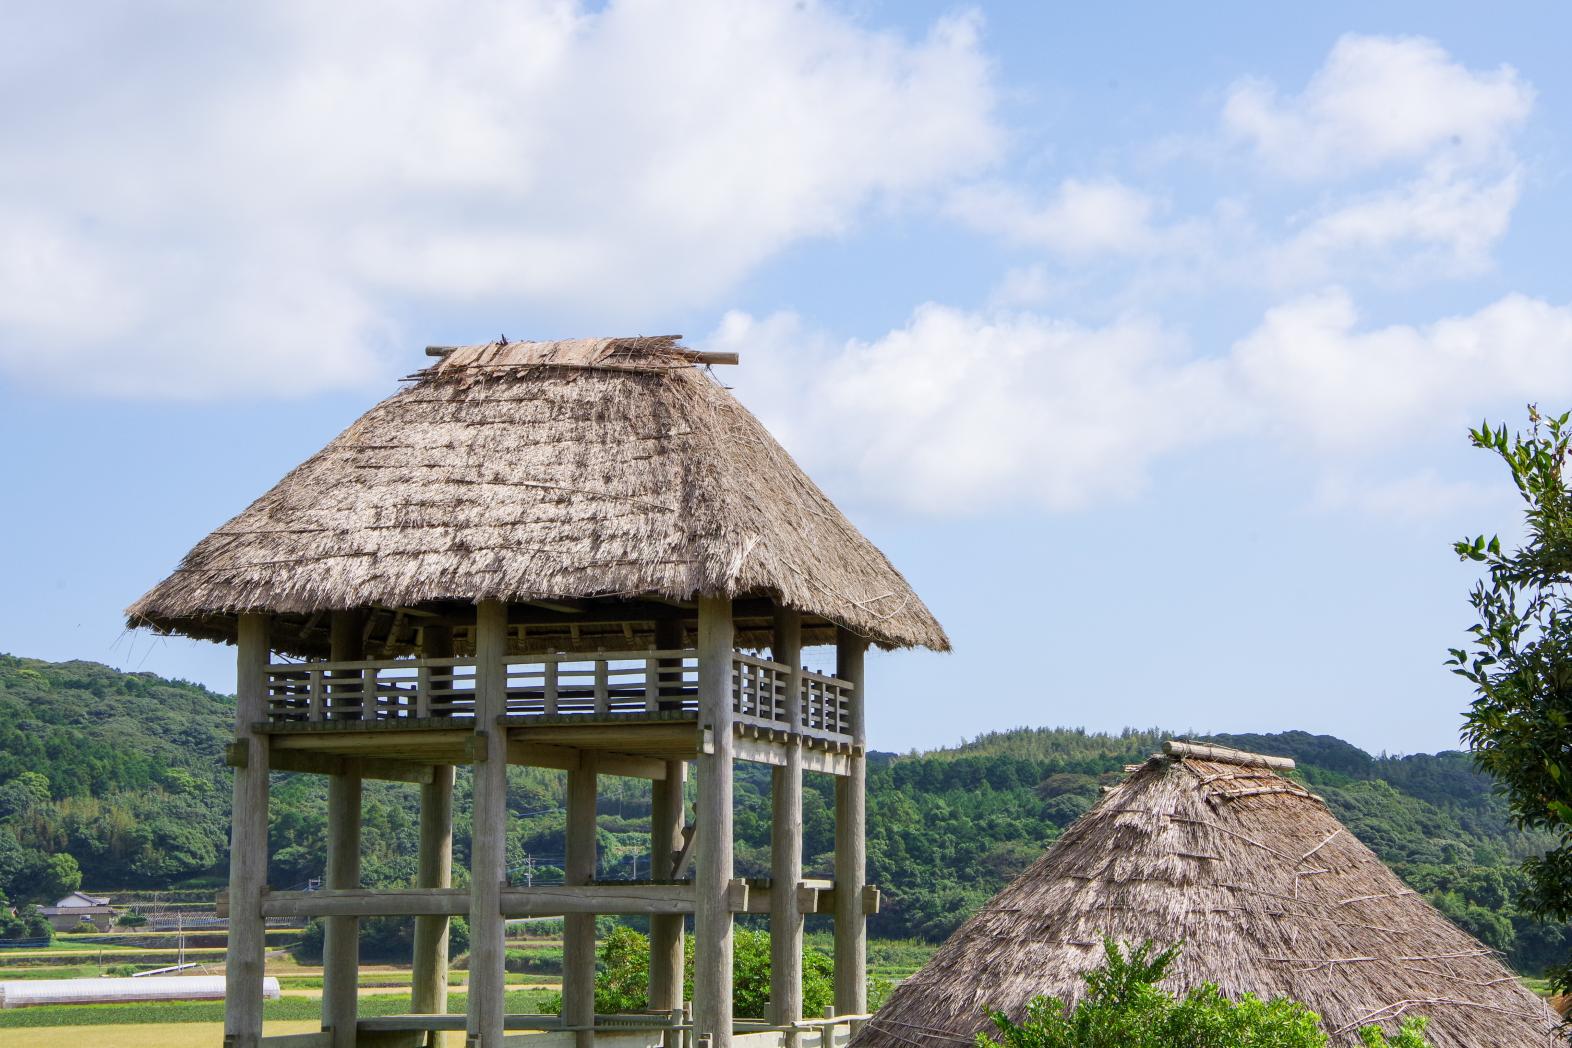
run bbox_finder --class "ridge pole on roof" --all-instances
[694,597,736,1048]
[223,613,270,1048]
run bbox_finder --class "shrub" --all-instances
[977,938,1431,1048]
[116,911,148,927]
[541,924,841,1018]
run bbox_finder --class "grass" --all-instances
[0,988,559,1028]
[0,1019,322,1048]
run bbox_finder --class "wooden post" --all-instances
[650,617,686,1044]
[467,601,509,1048]
[770,608,804,1044]
[225,613,270,1048]
[412,626,455,1030]
[833,628,867,1017]
[564,757,598,1048]
[324,611,365,1048]
[649,760,686,1044]
[694,597,735,1048]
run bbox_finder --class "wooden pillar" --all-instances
[324,611,365,1048]
[649,617,686,1034]
[833,628,867,1017]
[564,758,598,1048]
[770,609,804,1041]
[467,601,509,1048]
[412,625,455,1033]
[225,613,271,1048]
[649,759,685,1033]
[694,596,735,1048]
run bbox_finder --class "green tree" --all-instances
[1449,407,1572,991]
[976,938,1430,1048]
[543,925,835,1018]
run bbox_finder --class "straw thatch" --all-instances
[855,742,1563,1048]
[127,337,947,656]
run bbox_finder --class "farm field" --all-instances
[0,1019,321,1047]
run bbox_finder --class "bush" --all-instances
[977,938,1431,1048]
[116,911,148,927]
[541,925,841,1018]
[0,896,52,943]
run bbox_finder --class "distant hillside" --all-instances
[0,656,1565,975]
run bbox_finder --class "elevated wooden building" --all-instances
[128,337,947,1048]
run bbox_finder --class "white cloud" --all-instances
[946,178,1161,256]
[1223,34,1533,178]
[0,0,1000,396]
[949,35,1535,296]
[716,290,1572,515]
[715,306,1236,512]
[1232,289,1572,449]
[1268,170,1521,286]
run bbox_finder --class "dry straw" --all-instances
[127,337,947,655]
[854,742,1563,1048]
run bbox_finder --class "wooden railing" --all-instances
[264,650,854,743]
[731,654,853,742]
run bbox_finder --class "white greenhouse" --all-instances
[0,975,281,1008]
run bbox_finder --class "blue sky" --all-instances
[4,1,1571,755]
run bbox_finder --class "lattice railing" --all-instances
[263,650,853,743]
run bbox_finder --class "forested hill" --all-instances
[1,655,1566,975]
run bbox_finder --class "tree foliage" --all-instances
[3,654,1570,977]
[977,938,1430,1048]
[1449,407,1572,990]
[542,924,834,1018]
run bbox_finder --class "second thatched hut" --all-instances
[854,741,1562,1048]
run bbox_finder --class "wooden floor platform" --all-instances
[253,711,857,777]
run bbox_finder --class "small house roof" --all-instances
[54,892,110,907]
[854,740,1562,1048]
[127,337,947,655]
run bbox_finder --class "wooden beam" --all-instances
[501,884,695,916]
[268,750,434,784]
[263,889,469,919]
[732,735,851,777]
[505,741,668,780]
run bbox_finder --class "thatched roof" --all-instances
[127,337,947,656]
[855,741,1562,1048]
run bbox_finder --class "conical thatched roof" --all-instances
[127,337,947,656]
[855,741,1562,1048]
